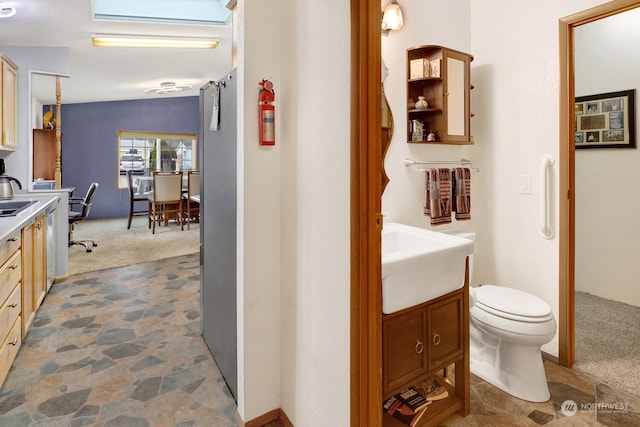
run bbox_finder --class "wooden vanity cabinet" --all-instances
[0,54,18,151]
[382,263,470,426]
[407,45,473,145]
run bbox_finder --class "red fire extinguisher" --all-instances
[258,79,275,146]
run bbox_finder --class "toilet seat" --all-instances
[473,285,554,323]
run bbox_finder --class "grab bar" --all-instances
[540,154,555,239]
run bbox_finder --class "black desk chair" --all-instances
[68,182,99,252]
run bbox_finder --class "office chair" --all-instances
[68,182,99,252]
[126,170,151,229]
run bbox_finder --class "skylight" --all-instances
[92,0,231,25]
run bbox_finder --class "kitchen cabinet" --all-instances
[21,214,47,338]
[0,229,22,386]
[407,45,473,145]
[382,263,470,426]
[0,54,18,151]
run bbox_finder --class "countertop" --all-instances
[0,193,60,242]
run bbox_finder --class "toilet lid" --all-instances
[474,285,552,318]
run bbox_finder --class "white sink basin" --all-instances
[382,223,474,314]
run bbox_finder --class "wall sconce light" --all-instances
[381,0,404,35]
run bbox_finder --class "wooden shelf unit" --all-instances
[406,45,473,145]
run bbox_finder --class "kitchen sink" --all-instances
[0,200,39,217]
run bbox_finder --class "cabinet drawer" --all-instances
[383,308,427,394]
[428,294,463,370]
[0,283,21,340]
[0,315,22,386]
[0,250,21,306]
[0,230,20,267]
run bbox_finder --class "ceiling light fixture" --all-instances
[381,0,404,35]
[91,34,218,49]
[144,82,193,95]
[0,6,16,18]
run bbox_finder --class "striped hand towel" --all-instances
[424,171,431,216]
[426,168,452,225]
[452,167,471,220]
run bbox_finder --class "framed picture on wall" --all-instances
[575,89,636,149]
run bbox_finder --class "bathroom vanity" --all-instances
[382,263,470,426]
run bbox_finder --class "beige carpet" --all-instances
[68,217,199,275]
[575,291,640,398]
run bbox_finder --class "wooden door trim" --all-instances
[350,0,383,426]
[558,0,640,367]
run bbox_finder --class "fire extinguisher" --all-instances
[258,79,275,146]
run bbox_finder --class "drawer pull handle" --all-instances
[9,302,18,308]
[10,338,18,346]
[433,333,441,346]
[9,264,18,270]
[7,237,18,242]
[415,340,424,354]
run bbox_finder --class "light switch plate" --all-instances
[518,175,532,195]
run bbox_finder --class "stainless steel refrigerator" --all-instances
[199,70,237,399]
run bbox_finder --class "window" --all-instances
[117,130,197,189]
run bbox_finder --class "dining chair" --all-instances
[126,170,151,229]
[148,171,183,234]
[184,170,200,229]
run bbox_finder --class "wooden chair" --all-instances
[126,170,151,229]
[184,170,200,229]
[148,171,183,234]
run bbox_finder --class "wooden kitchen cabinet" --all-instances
[0,54,18,151]
[0,229,22,385]
[407,45,473,145]
[21,214,47,337]
[382,263,470,426]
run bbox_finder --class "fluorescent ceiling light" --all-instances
[91,34,218,49]
[0,6,16,18]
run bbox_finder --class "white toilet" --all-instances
[442,230,556,402]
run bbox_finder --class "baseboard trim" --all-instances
[542,350,559,364]
[243,408,293,427]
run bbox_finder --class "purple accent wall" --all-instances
[59,97,199,219]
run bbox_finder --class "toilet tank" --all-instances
[441,229,475,285]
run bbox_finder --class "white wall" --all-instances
[574,8,640,307]
[237,0,350,425]
[236,0,282,421]
[381,0,476,237]
[383,0,616,359]
[278,0,351,424]
[468,0,607,356]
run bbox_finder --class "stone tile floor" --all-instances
[0,253,638,426]
[0,254,236,427]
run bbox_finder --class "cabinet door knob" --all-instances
[9,302,18,308]
[7,237,18,242]
[415,340,424,354]
[9,263,18,270]
[432,333,441,346]
[10,338,18,346]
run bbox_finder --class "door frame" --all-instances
[350,0,383,426]
[558,0,640,368]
